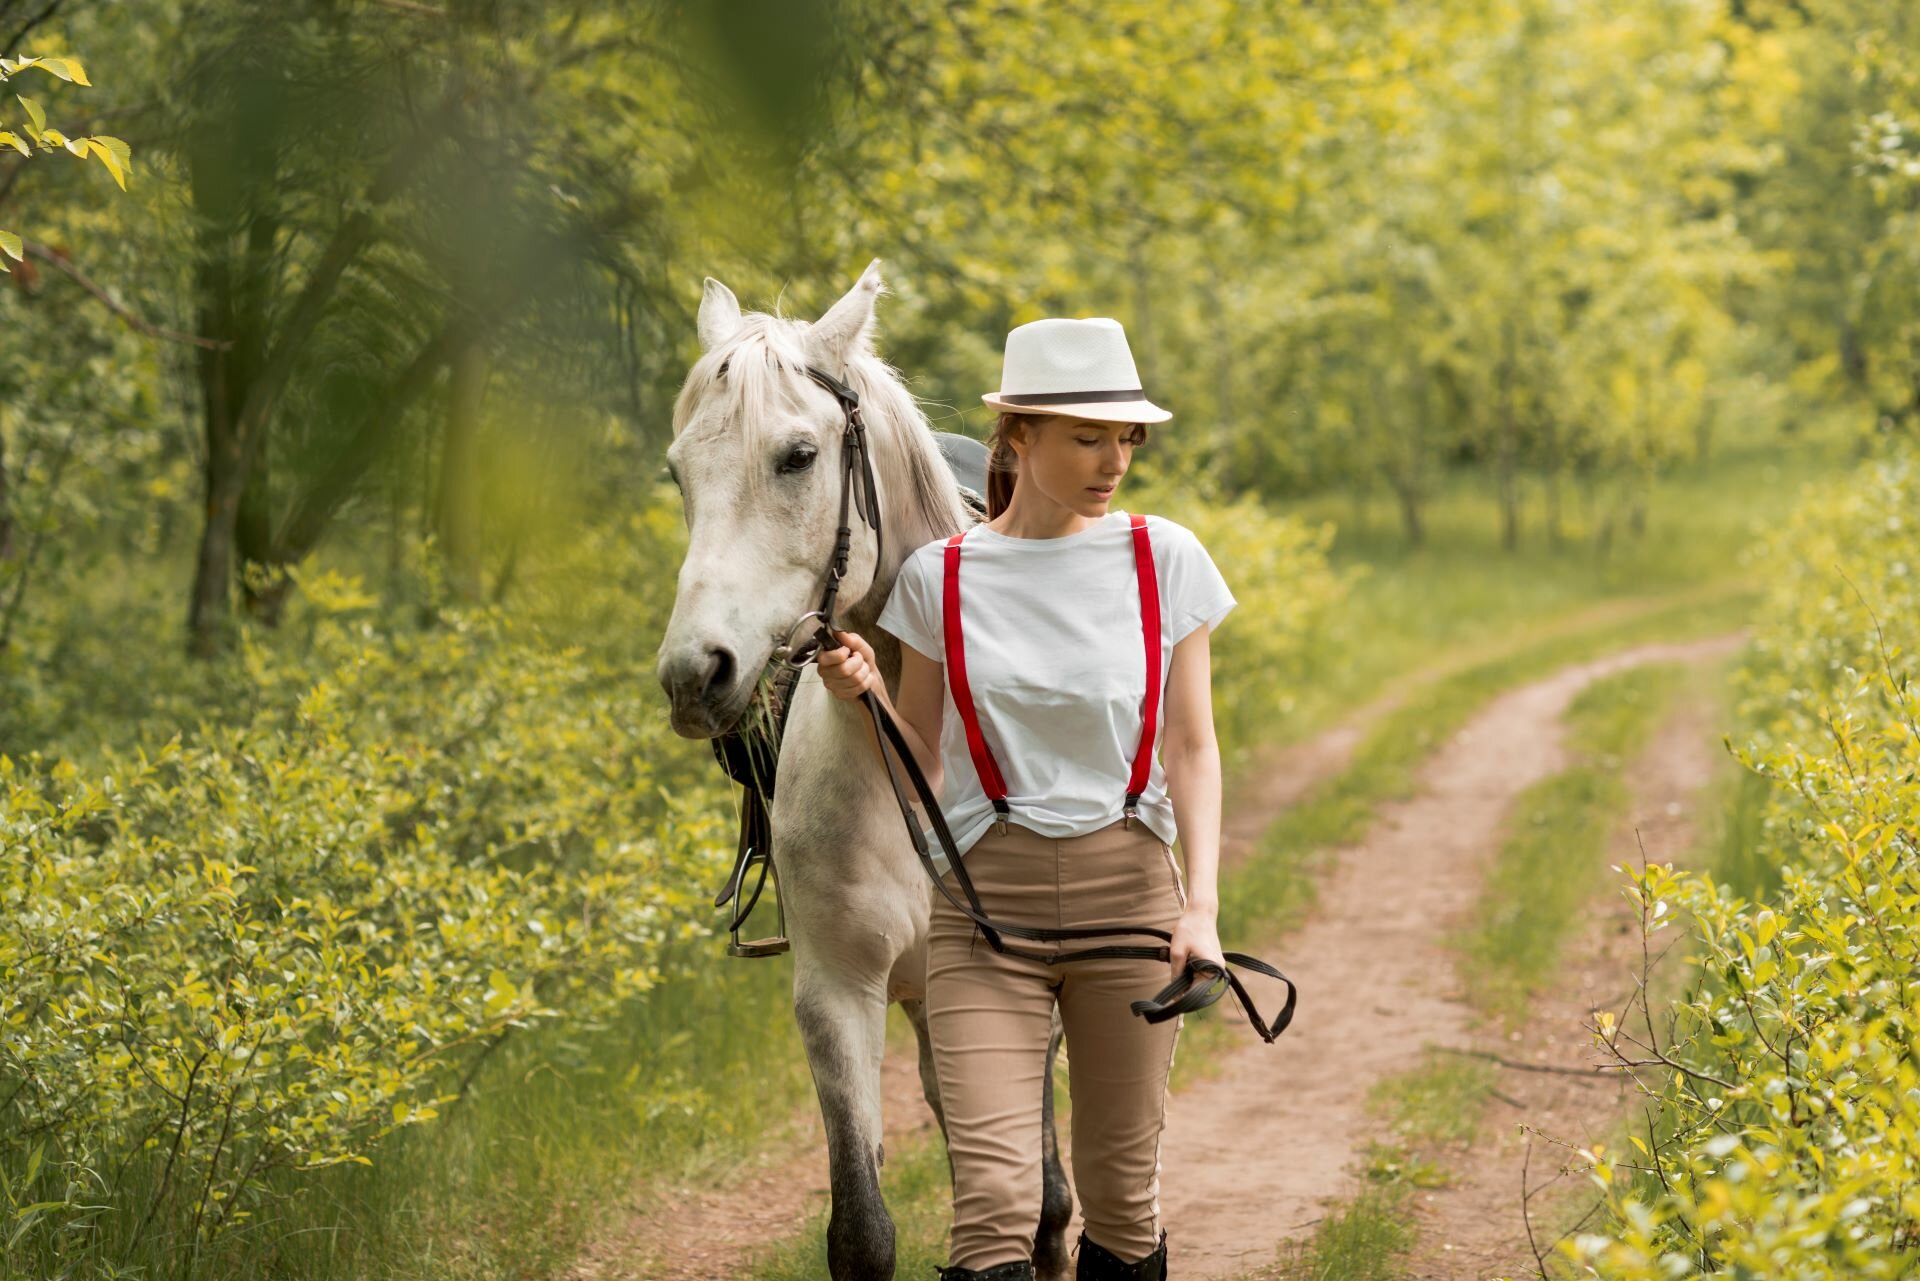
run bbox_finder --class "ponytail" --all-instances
[984,411,1034,520]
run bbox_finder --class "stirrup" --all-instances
[726,902,790,957]
[725,850,790,958]
[727,933,789,958]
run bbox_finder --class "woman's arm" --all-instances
[880,641,945,798]
[1161,623,1227,975]
[821,629,945,800]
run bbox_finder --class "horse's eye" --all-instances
[779,445,818,474]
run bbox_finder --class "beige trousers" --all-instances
[926,818,1189,1269]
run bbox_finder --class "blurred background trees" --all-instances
[2,0,1912,666]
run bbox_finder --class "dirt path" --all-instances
[1135,633,1745,1279]
[566,628,1744,1281]
[1407,675,1731,1279]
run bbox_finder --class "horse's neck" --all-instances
[855,398,971,617]
[792,399,957,763]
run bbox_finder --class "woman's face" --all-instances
[1010,415,1140,516]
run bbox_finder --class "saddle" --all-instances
[710,431,990,956]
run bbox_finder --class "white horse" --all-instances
[654,260,1076,1280]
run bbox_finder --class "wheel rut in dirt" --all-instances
[1405,672,1732,1280]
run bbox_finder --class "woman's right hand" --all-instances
[817,629,880,701]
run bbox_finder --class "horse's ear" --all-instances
[805,258,886,370]
[698,276,743,353]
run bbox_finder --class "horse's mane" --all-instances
[672,310,972,595]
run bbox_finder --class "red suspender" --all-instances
[941,533,1012,815]
[942,513,1162,836]
[1127,513,1163,814]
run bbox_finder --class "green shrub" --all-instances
[1564,447,1920,1277]
[1132,474,1355,755]
[0,531,736,1270]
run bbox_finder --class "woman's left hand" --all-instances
[1168,904,1226,983]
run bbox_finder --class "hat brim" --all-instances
[980,393,1172,424]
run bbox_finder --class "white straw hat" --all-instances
[980,317,1172,424]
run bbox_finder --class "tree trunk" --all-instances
[1130,233,1151,375]
[1388,471,1426,546]
[235,407,283,624]
[1629,352,1652,537]
[1541,411,1562,548]
[1207,259,1234,491]
[0,405,14,562]
[186,252,244,658]
[184,89,285,655]
[184,109,435,656]
[436,336,488,600]
[186,237,278,650]
[187,391,247,655]
[1497,316,1520,551]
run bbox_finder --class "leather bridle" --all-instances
[718,363,1297,1043]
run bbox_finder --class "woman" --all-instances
[818,317,1236,1281]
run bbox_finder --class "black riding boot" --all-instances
[931,1259,1036,1281]
[1074,1229,1168,1280]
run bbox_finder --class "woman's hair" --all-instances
[983,413,1150,519]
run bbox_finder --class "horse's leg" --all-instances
[1034,1006,1075,1281]
[796,965,895,1281]
[900,996,949,1144]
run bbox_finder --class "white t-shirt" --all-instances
[875,509,1236,877]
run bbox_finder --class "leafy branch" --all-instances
[0,52,130,271]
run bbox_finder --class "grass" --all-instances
[1703,760,1780,905]
[1449,662,1696,1026]
[1256,1183,1421,1281]
[743,1134,959,1280]
[1366,1051,1499,1149]
[1515,681,1755,1279]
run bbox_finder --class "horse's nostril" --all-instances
[704,646,736,701]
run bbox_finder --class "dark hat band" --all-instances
[994,387,1147,406]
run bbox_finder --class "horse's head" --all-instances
[656,258,909,738]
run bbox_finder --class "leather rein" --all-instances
[720,364,1297,1044]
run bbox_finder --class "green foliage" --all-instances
[1564,446,1920,1277]
[0,52,131,266]
[742,0,1821,547]
[0,512,740,1271]
[1129,470,1355,752]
